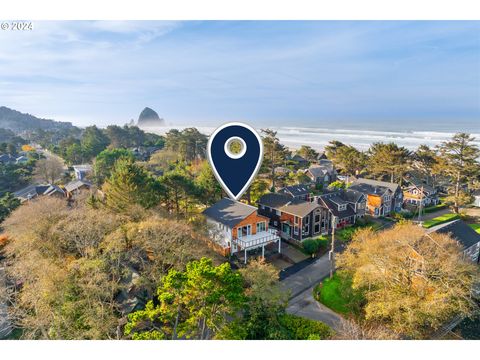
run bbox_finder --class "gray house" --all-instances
[428,219,480,263]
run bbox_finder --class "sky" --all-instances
[0,21,479,129]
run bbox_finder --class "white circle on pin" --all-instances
[224,136,247,159]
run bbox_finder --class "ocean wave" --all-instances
[144,125,480,151]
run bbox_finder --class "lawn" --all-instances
[469,224,480,234]
[422,213,460,229]
[313,271,364,317]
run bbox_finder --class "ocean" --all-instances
[145,125,480,151]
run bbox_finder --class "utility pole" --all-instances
[329,213,336,279]
[418,185,424,222]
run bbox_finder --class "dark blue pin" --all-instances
[207,122,264,200]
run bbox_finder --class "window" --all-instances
[314,214,320,222]
[304,216,309,224]
[294,216,299,224]
[260,204,265,210]
[257,221,266,233]
[275,209,281,216]
[237,225,251,238]
[384,195,391,202]
[338,204,346,211]
[314,224,320,234]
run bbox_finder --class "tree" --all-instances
[413,144,439,186]
[336,145,368,177]
[368,142,411,183]
[194,161,222,205]
[437,133,480,213]
[296,145,318,163]
[328,180,346,190]
[261,129,288,190]
[148,149,181,173]
[81,126,110,160]
[93,148,134,185]
[34,157,64,184]
[338,223,479,339]
[249,179,270,205]
[0,192,20,222]
[160,169,198,215]
[125,258,245,340]
[324,140,346,163]
[165,128,207,163]
[102,158,162,212]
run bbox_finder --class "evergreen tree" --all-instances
[103,158,162,212]
[437,133,480,212]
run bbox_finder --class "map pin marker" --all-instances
[207,122,264,201]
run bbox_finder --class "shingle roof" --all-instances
[258,193,292,208]
[280,200,320,218]
[203,198,258,228]
[65,180,92,192]
[428,219,480,250]
[279,184,311,197]
[344,188,365,203]
[349,178,399,196]
[318,194,356,218]
[307,166,328,178]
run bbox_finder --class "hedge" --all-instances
[278,313,333,340]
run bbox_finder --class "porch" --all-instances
[232,228,281,264]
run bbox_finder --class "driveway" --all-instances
[280,252,344,332]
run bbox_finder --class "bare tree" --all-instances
[34,157,64,184]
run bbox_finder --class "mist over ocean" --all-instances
[145,119,480,151]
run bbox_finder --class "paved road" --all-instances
[281,252,344,331]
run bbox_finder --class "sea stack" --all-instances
[137,107,165,126]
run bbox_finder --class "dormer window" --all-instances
[338,204,347,211]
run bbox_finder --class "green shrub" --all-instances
[303,239,321,255]
[302,236,329,255]
[278,313,333,340]
[336,226,357,241]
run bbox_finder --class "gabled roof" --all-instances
[349,178,399,196]
[428,219,480,250]
[14,183,64,201]
[280,200,320,218]
[291,154,308,162]
[258,193,292,208]
[344,188,365,203]
[65,179,92,192]
[307,166,329,178]
[279,184,311,197]
[318,193,356,218]
[203,198,258,228]
[403,177,435,194]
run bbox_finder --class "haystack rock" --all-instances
[137,107,165,126]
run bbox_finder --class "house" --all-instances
[72,164,93,180]
[278,184,312,201]
[13,184,65,202]
[317,189,367,229]
[203,198,281,263]
[15,155,29,164]
[0,154,15,164]
[472,190,480,208]
[65,179,92,197]
[258,193,331,242]
[428,219,480,263]
[349,178,403,217]
[290,154,309,168]
[305,163,336,187]
[403,177,439,208]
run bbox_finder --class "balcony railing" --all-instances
[233,228,280,250]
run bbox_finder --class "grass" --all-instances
[422,213,460,229]
[468,224,480,234]
[313,271,364,317]
[423,203,448,213]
